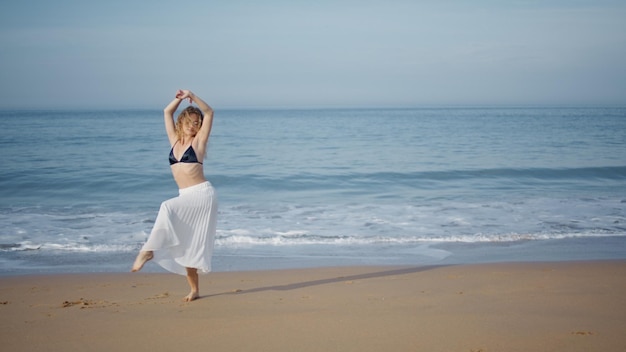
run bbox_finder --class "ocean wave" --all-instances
[3,231,624,253]
[1,241,138,253]
[212,166,626,191]
[214,231,625,247]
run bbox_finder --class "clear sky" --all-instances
[1,0,625,109]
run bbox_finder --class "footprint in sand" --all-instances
[145,292,170,300]
[62,298,94,308]
[61,298,116,309]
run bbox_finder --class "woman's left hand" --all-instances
[175,89,193,103]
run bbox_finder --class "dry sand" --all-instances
[1,261,625,352]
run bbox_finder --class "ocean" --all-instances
[1,107,625,275]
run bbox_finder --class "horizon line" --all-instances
[1,103,626,112]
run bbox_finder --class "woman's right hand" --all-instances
[176,89,193,103]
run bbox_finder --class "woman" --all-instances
[132,89,218,302]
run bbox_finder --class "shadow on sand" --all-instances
[207,265,450,298]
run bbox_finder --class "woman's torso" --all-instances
[169,139,207,189]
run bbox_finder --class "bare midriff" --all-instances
[171,163,206,189]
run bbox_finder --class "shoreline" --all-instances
[2,235,626,277]
[2,260,625,351]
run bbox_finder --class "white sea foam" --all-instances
[1,197,625,255]
[214,231,623,248]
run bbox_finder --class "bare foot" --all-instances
[131,251,153,272]
[183,291,199,302]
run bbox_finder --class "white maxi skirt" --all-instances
[141,181,218,275]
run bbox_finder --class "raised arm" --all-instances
[164,97,183,146]
[175,90,214,147]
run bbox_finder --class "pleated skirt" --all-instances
[141,181,218,275]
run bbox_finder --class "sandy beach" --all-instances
[1,261,625,352]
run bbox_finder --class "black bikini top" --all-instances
[169,143,203,165]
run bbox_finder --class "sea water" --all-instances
[1,107,625,274]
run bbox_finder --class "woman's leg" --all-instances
[184,267,200,302]
[131,251,154,272]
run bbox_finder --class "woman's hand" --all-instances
[175,89,193,104]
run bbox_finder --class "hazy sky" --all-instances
[1,0,625,109]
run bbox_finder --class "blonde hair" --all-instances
[175,106,204,143]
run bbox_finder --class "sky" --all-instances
[0,0,625,109]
